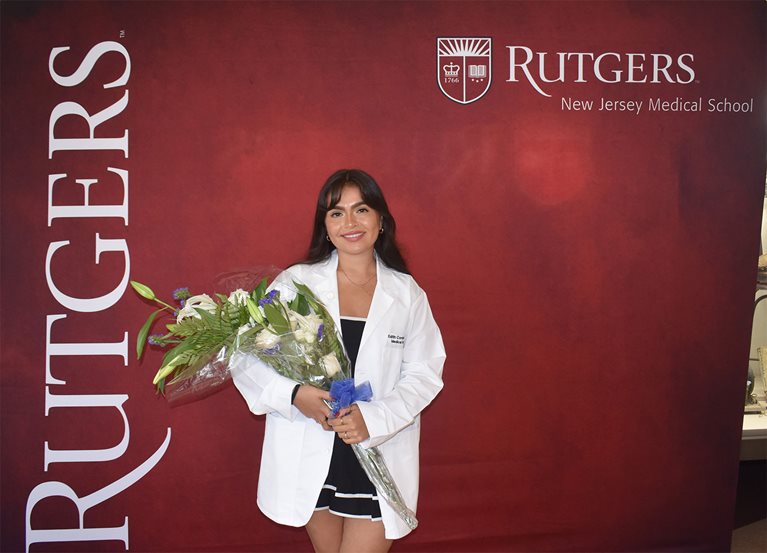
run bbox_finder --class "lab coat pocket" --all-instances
[258,414,305,517]
[379,421,421,507]
[378,346,404,391]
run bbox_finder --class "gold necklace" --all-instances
[339,266,376,287]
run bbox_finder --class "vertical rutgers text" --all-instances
[26,40,171,552]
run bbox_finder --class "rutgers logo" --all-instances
[437,37,492,104]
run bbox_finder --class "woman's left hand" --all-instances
[328,404,369,445]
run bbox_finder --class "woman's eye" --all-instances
[329,211,342,218]
[357,207,369,213]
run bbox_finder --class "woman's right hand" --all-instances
[293,385,333,430]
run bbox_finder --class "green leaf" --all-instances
[136,309,162,359]
[171,317,205,337]
[262,303,290,334]
[289,293,310,316]
[254,278,268,300]
[291,280,311,297]
[292,280,320,303]
[159,339,194,370]
[215,293,228,303]
[237,325,260,341]
[156,348,200,384]
[246,297,265,325]
[153,362,177,385]
[194,307,217,325]
[292,281,329,317]
[240,305,251,326]
[131,280,157,301]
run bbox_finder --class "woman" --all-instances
[231,169,445,552]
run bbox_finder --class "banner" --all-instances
[2,1,765,551]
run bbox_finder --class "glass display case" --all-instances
[744,184,766,414]
[741,186,767,461]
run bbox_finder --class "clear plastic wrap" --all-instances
[351,444,417,529]
[164,347,231,406]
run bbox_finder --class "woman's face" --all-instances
[325,185,382,259]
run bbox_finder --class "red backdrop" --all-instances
[2,1,765,551]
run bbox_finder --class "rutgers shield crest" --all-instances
[437,37,492,104]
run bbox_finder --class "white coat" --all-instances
[230,250,446,539]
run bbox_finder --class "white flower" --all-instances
[289,312,324,344]
[227,289,249,306]
[304,314,323,335]
[176,294,217,322]
[320,353,342,377]
[255,329,281,351]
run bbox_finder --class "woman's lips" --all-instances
[341,231,365,241]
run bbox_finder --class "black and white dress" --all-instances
[314,317,382,521]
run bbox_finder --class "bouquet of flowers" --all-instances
[131,275,418,529]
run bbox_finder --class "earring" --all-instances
[379,226,384,234]
[326,234,330,241]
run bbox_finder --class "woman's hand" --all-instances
[293,385,333,430]
[328,404,369,444]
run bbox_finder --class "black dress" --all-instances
[314,317,382,520]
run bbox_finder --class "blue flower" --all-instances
[147,334,164,346]
[172,287,190,301]
[258,289,279,306]
[317,323,324,341]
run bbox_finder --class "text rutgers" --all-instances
[26,40,171,552]
[507,46,695,97]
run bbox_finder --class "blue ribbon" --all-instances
[329,378,373,416]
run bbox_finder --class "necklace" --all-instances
[339,266,376,288]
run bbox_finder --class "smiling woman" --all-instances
[230,169,446,552]
[305,169,409,274]
[325,188,381,259]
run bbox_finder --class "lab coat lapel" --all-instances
[307,252,341,330]
[359,255,394,352]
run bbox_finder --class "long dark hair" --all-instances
[302,169,409,274]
